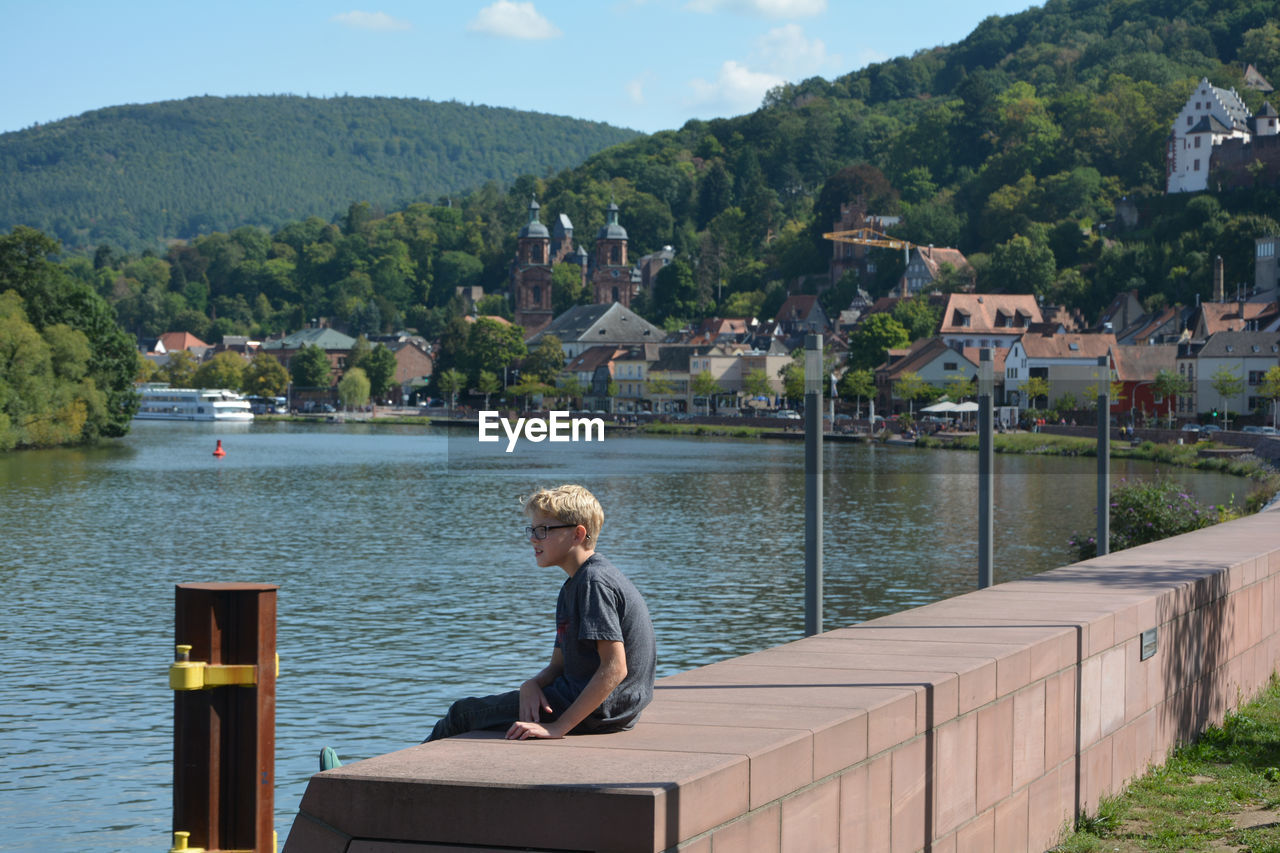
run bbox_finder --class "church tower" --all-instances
[512,198,554,334]
[592,201,632,307]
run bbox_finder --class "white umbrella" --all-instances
[953,401,979,413]
[920,401,958,413]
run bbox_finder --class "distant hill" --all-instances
[0,95,639,251]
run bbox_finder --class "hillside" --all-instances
[33,0,1280,357]
[0,95,639,251]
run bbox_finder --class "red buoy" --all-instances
[213,439,226,458]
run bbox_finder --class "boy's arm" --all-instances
[507,640,627,740]
[519,647,565,723]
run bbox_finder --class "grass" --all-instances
[635,422,774,439]
[1055,677,1280,852]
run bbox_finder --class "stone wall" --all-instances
[285,504,1280,852]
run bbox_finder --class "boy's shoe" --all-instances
[319,746,342,771]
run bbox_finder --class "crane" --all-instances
[822,227,917,268]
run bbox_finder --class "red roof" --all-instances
[157,332,210,353]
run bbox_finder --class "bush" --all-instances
[1069,478,1227,560]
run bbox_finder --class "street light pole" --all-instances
[978,349,994,589]
[1097,356,1111,556]
[804,333,824,636]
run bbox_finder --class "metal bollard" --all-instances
[170,583,278,853]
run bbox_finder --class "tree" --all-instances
[891,298,941,342]
[741,367,774,403]
[893,372,933,417]
[436,367,465,413]
[0,226,138,439]
[191,351,247,390]
[160,350,198,387]
[838,368,875,417]
[290,344,332,388]
[781,362,805,406]
[524,334,566,384]
[1261,366,1280,430]
[364,344,398,400]
[464,317,526,380]
[338,367,370,409]
[556,376,587,409]
[691,370,722,414]
[1152,369,1190,428]
[477,370,501,409]
[1210,366,1244,428]
[1022,376,1050,410]
[243,352,289,397]
[646,371,676,411]
[944,374,976,403]
[848,314,909,371]
[986,234,1056,298]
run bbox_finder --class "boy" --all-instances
[322,484,655,768]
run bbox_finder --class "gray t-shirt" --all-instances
[545,553,656,733]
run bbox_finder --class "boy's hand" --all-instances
[506,719,565,740]
[518,679,553,722]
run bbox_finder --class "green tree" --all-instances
[338,367,371,409]
[781,362,805,405]
[1210,366,1244,428]
[436,367,465,413]
[742,367,774,402]
[848,314,910,371]
[891,298,941,342]
[986,234,1056,298]
[838,368,875,417]
[1022,376,1050,410]
[243,352,289,397]
[364,344,398,400]
[290,343,332,388]
[556,376,587,409]
[691,370,722,414]
[1152,368,1191,428]
[524,334,566,384]
[944,374,976,402]
[893,372,933,416]
[191,351,247,390]
[1259,366,1280,430]
[464,317,526,379]
[0,226,137,439]
[477,369,501,409]
[160,350,198,387]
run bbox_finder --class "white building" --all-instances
[1167,78,1255,193]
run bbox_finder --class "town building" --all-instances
[1166,77,1279,193]
[901,246,973,294]
[1004,333,1116,408]
[874,337,981,414]
[827,199,899,285]
[510,199,647,336]
[1187,331,1280,419]
[526,302,664,359]
[260,326,356,382]
[938,293,1042,351]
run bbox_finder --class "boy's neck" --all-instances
[559,547,595,577]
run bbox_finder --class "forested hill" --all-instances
[0,95,639,251]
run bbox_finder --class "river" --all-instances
[0,421,1246,850]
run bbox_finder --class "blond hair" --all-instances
[523,484,603,544]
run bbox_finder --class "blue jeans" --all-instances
[425,690,564,742]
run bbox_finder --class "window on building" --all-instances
[1194,159,1200,171]
[1249,370,1266,385]
[1195,135,1201,148]
[944,362,958,371]
[532,285,541,305]
[1188,116,1194,126]
[610,246,621,265]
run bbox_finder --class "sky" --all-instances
[2,0,1041,137]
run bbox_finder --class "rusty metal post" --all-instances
[173,583,278,852]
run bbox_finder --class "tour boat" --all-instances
[134,386,254,421]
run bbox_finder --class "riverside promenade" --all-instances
[284,502,1280,852]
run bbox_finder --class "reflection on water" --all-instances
[0,421,1244,850]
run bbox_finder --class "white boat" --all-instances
[134,386,254,421]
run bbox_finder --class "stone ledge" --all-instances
[285,505,1280,853]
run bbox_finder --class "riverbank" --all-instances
[1055,676,1280,852]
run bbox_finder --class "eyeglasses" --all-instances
[525,523,576,540]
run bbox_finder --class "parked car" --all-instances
[1242,425,1279,435]
[776,409,801,420]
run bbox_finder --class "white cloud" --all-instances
[330,11,411,31]
[754,23,835,79]
[467,1,562,39]
[687,60,785,114]
[626,74,650,105]
[685,0,825,18]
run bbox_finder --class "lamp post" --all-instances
[1096,356,1110,556]
[978,349,994,589]
[804,334,823,636]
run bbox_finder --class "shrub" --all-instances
[1069,478,1227,560]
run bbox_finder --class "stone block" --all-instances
[711,803,779,853]
[933,713,978,836]
[781,781,839,853]
[1012,682,1046,790]
[890,737,926,853]
[839,753,891,853]
[975,698,1013,812]
[993,787,1029,853]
